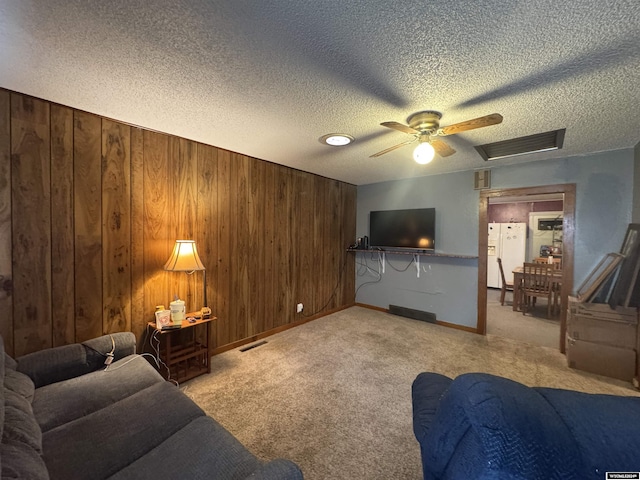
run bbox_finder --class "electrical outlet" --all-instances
[296,303,303,313]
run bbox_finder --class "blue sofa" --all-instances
[412,372,640,479]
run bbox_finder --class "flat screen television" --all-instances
[369,208,436,251]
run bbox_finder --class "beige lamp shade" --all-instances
[164,240,205,272]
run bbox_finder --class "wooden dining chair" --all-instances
[496,258,513,306]
[521,262,555,318]
[533,257,563,314]
[533,256,562,269]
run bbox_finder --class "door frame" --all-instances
[477,183,576,352]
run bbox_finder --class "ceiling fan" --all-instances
[371,111,503,164]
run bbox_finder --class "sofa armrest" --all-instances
[246,459,304,479]
[412,372,453,443]
[421,373,583,479]
[82,332,136,360]
[16,332,136,388]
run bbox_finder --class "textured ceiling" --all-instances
[1,0,639,185]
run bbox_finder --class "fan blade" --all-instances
[381,121,419,135]
[370,138,416,158]
[431,139,456,157]
[437,113,503,136]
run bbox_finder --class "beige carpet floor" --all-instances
[182,306,638,480]
[486,287,561,349]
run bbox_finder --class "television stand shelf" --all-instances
[347,248,477,259]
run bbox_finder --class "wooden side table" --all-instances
[148,315,216,383]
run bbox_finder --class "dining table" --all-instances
[512,265,563,313]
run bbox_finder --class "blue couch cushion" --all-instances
[537,387,640,476]
[421,373,583,479]
[412,372,453,444]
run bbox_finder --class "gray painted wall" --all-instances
[356,148,634,329]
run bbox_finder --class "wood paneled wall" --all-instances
[0,89,356,357]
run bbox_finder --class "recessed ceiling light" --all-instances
[319,133,354,146]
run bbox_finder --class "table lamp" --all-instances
[164,240,209,317]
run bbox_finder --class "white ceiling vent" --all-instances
[475,129,566,161]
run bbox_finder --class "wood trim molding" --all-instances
[478,183,576,353]
[355,303,478,334]
[211,304,355,355]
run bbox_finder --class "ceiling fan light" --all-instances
[413,142,435,164]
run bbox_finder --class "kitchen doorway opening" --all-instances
[477,184,576,352]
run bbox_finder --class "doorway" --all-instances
[477,184,576,352]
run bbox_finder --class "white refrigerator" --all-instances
[487,223,527,288]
